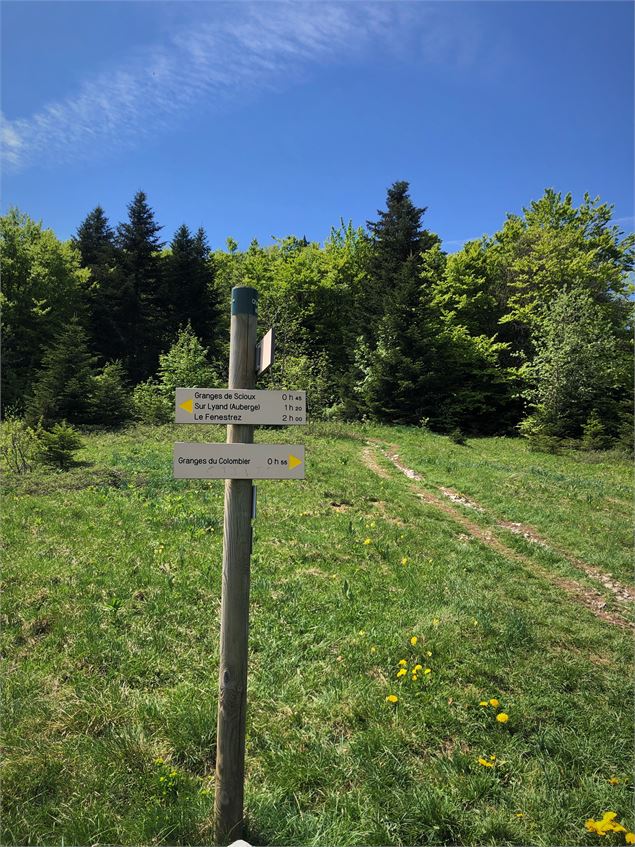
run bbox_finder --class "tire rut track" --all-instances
[361,440,633,630]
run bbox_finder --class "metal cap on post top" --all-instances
[231,286,258,317]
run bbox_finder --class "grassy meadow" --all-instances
[2,422,633,845]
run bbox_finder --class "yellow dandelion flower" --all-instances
[358,630,366,636]
[515,812,524,818]
[386,694,398,703]
[401,557,409,566]
[424,668,431,675]
[432,617,440,626]
[489,755,496,760]
[426,650,432,656]
[370,646,376,653]
[478,757,494,768]
[585,812,628,837]
[363,538,372,545]
[413,664,422,672]
[489,698,500,708]
[412,675,418,681]
[625,833,635,844]
[398,659,408,666]
[479,701,489,706]
[608,777,620,785]
[396,668,407,678]
[496,713,509,723]
[410,636,418,646]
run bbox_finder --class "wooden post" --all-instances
[214,286,258,843]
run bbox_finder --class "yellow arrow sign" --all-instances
[288,453,303,470]
[179,398,193,414]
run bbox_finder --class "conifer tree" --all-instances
[72,206,122,365]
[27,317,97,427]
[363,181,439,347]
[72,206,114,267]
[164,224,219,356]
[115,191,165,382]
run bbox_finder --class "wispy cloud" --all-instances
[1,3,388,172]
[2,2,486,173]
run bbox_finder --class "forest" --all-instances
[1,181,633,451]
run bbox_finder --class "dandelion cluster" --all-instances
[479,697,509,725]
[389,636,434,694]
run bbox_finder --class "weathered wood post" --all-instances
[214,286,258,843]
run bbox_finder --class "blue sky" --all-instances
[2,1,633,251]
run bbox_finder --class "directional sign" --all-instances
[173,443,305,479]
[256,328,275,375]
[175,388,306,425]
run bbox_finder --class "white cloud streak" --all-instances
[2,2,407,172]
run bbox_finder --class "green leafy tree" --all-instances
[115,191,165,381]
[133,325,218,423]
[521,288,631,439]
[1,209,90,410]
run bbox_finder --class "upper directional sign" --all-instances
[175,388,306,425]
[256,328,275,376]
[174,443,305,479]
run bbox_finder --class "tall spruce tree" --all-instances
[73,206,114,267]
[363,181,438,347]
[164,224,219,357]
[115,191,165,382]
[72,206,123,365]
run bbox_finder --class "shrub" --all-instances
[132,380,171,424]
[133,326,218,424]
[91,361,133,427]
[448,428,467,445]
[0,416,39,473]
[91,362,132,427]
[581,411,611,451]
[518,413,562,454]
[35,421,84,469]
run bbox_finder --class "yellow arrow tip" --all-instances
[179,399,193,413]
[288,453,302,470]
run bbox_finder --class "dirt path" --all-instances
[361,441,633,631]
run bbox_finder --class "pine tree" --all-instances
[115,191,165,382]
[164,224,219,357]
[356,247,511,432]
[363,181,439,347]
[72,206,123,365]
[27,317,97,427]
[72,206,114,267]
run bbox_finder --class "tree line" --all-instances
[1,183,633,450]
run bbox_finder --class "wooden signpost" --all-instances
[173,287,305,843]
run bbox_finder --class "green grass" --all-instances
[2,422,633,845]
